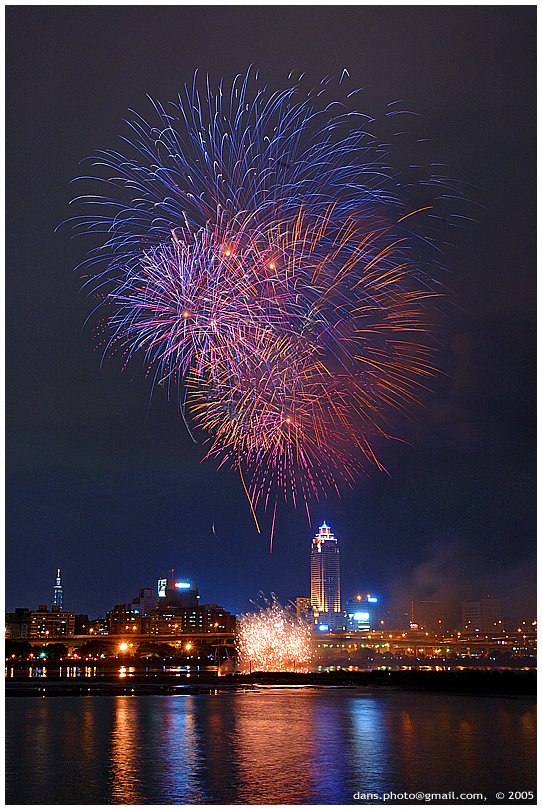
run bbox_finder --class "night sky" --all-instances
[6,7,536,623]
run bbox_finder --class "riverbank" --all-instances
[5,668,536,697]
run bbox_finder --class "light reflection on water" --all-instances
[234,692,315,803]
[5,690,536,804]
[110,696,144,804]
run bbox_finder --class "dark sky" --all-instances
[6,7,536,623]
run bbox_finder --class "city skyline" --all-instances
[9,523,531,632]
[7,7,535,624]
[7,550,535,644]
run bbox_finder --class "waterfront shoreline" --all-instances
[5,668,536,697]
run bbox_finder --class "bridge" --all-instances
[24,632,236,655]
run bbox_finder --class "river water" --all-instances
[5,688,536,804]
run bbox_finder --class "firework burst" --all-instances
[72,68,457,528]
[236,596,313,673]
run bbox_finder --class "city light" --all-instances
[5,529,537,677]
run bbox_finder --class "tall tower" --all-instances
[310,522,341,616]
[52,568,63,612]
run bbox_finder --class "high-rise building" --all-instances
[345,594,379,632]
[52,568,63,612]
[310,521,341,617]
[142,603,235,635]
[157,571,199,610]
[107,604,142,635]
[132,587,157,617]
[410,600,445,632]
[30,605,75,638]
[462,598,501,633]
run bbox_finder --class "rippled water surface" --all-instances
[6,689,536,804]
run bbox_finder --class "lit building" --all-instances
[345,594,378,632]
[107,604,141,635]
[410,600,445,632]
[157,570,199,610]
[462,598,501,633]
[30,605,75,638]
[295,597,314,624]
[52,567,63,612]
[74,614,90,635]
[141,604,235,635]
[310,521,341,617]
[87,617,108,635]
[5,608,31,639]
[131,587,157,617]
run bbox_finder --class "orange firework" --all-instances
[74,70,457,532]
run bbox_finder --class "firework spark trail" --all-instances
[236,596,313,673]
[72,68,459,527]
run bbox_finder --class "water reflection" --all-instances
[349,697,390,795]
[23,701,50,798]
[310,695,353,800]
[110,698,144,803]
[157,697,204,803]
[79,700,99,800]
[456,718,477,775]
[234,691,315,803]
[5,691,537,805]
[193,693,239,802]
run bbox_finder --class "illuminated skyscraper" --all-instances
[52,567,63,612]
[157,570,199,609]
[310,522,341,616]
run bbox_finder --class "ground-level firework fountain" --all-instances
[236,597,312,673]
